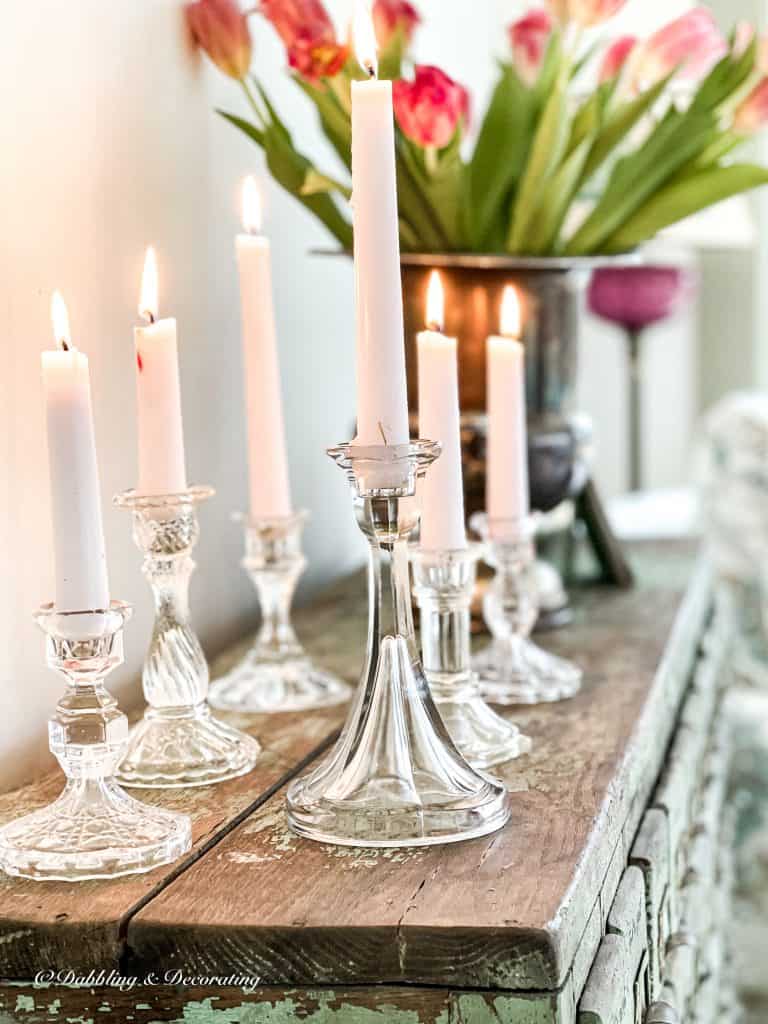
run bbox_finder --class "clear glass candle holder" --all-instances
[0,602,191,881]
[411,543,531,770]
[209,510,351,714]
[114,487,260,788]
[286,442,512,848]
[471,512,583,705]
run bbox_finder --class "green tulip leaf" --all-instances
[602,163,768,252]
[509,68,571,252]
[464,65,533,250]
[690,37,757,114]
[300,169,352,199]
[293,76,353,171]
[528,136,594,254]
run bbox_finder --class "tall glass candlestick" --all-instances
[0,603,191,881]
[209,510,351,713]
[114,487,260,787]
[411,544,531,769]
[286,442,511,848]
[472,513,583,705]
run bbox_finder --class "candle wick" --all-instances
[60,339,69,352]
[427,321,442,333]
[141,311,155,325]
[378,421,389,446]
[365,63,376,79]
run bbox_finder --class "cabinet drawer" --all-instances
[579,868,648,1024]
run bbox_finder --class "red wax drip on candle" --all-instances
[136,352,143,372]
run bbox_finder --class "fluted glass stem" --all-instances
[114,487,260,788]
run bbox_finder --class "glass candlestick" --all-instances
[209,510,351,713]
[411,544,531,770]
[0,602,191,881]
[471,513,582,705]
[286,442,512,848]
[114,487,260,788]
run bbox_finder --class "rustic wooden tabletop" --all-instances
[0,541,706,1024]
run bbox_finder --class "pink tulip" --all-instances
[186,0,252,80]
[634,8,727,87]
[734,78,768,133]
[599,35,637,82]
[568,0,627,28]
[393,65,470,149]
[508,10,554,87]
[260,0,348,81]
[732,20,755,59]
[373,0,421,49]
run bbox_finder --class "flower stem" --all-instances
[240,78,265,127]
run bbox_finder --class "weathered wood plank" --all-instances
[124,550,712,993]
[0,982,563,1024]
[0,578,365,979]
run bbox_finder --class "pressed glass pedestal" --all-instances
[209,511,351,713]
[286,442,512,848]
[0,603,191,881]
[472,513,582,705]
[411,544,531,770]
[114,487,260,788]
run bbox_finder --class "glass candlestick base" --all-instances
[471,513,583,705]
[114,488,260,788]
[209,511,351,714]
[0,603,191,881]
[286,443,512,848]
[411,544,531,770]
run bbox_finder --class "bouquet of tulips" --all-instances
[187,0,768,256]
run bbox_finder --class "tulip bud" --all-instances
[568,0,627,28]
[393,65,470,149]
[634,8,727,88]
[261,0,348,82]
[734,78,768,134]
[373,0,421,49]
[599,35,637,83]
[509,10,554,88]
[186,0,252,80]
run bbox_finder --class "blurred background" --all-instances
[1,0,766,791]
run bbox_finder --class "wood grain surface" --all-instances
[125,549,711,992]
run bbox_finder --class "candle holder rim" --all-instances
[469,511,539,543]
[312,248,641,272]
[327,438,441,467]
[232,508,310,531]
[34,599,133,635]
[113,485,215,510]
[409,541,483,565]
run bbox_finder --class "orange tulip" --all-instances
[734,78,768,134]
[186,0,252,80]
[373,0,421,49]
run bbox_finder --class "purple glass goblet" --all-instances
[588,266,696,491]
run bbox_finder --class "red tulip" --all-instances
[260,0,348,81]
[186,0,252,80]
[634,8,727,87]
[393,65,470,149]
[508,10,554,87]
[734,78,768,133]
[598,35,637,82]
[373,0,421,49]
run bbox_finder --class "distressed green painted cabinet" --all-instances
[0,544,738,1024]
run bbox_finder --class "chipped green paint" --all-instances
[15,995,35,1012]
[452,994,554,1024]
[177,995,422,1024]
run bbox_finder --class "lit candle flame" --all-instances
[500,285,521,339]
[425,270,444,332]
[51,291,72,352]
[353,0,378,78]
[242,176,262,234]
[139,246,159,324]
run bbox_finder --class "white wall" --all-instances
[0,0,361,791]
